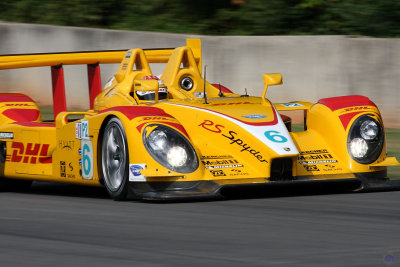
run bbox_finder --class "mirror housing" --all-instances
[262,73,282,98]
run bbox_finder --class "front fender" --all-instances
[299,95,386,175]
[96,106,205,182]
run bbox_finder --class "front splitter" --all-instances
[128,171,399,201]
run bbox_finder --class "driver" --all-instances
[136,76,167,100]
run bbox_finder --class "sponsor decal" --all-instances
[201,155,233,160]
[140,116,171,122]
[210,170,226,177]
[242,114,267,119]
[81,140,93,179]
[298,153,334,161]
[198,120,224,133]
[210,102,252,107]
[0,132,13,139]
[303,165,320,171]
[199,120,269,164]
[60,161,66,177]
[300,149,329,155]
[281,103,303,108]
[4,103,32,107]
[75,122,81,139]
[129,164,146,181]
[322,164,343,172]
[341,106,373,113]
[222,131,268,163]
[205,164,243,170]
[229,169,249,176]
[125,51,131,58]
[75,120,89,140]
[7,142,51,164]
[67,162,75,178]
[59,140,74,150]
[61,161,75,178]
[202,158,240,166]
[202,157,244,169]
[299,160,338,165]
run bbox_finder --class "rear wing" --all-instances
[0,39,201,119]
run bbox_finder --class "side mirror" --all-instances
[133,79,159,102]
[262,73,282,98]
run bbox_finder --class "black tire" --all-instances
[101,117,129,200]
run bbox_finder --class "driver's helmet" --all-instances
[136,76,167,100]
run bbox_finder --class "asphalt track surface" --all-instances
[0,182,399,267]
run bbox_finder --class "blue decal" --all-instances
[130,165,144,176]
[242,114,267,119]
[264,131,288,143]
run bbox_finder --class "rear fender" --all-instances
[0,93,42,126]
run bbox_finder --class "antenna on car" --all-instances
[218,83,224,97]
[241,88,249,97]
[203,65,208,104]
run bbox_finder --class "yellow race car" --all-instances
[0,39,398,200]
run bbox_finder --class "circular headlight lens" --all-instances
[148,130,168,151]
[349,138,368,158]
[360,120,378,140]
[167,146,188,167]
[347,114,384,164]
[143,125,198,173]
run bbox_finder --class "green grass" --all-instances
[39,107,86,121]
[385,128,400,179]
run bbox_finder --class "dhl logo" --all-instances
[6,142,52,164]
[141,116,171,121]
[211,102,252,107]
[4,103,31,107]
[341,106,373,113]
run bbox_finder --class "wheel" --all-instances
[101,117,129,200]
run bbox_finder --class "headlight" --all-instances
[360,120,378,140]
[347,115,384,164]
[349,138,368,158]
[143,124,198,173]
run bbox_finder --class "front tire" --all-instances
[101,117,129,200]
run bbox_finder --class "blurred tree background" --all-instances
[0,0,399,37]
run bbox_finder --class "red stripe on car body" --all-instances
[318,95,376,111]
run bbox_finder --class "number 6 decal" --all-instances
[264,131,288,143]
[81,139,93,179]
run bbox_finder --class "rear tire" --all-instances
[101,117,129,200]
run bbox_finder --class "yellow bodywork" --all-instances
[0,39,398,199]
